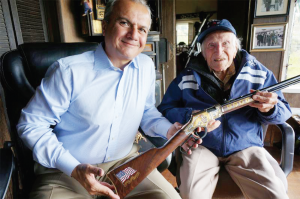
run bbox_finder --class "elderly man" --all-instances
[17,0,182,199]
[158,19,291,199]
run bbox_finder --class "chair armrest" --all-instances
[277,122,295,176]
[0,146,15,199]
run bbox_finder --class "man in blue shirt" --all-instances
[17,0,190,198]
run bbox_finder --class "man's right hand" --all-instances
[71,163,120,199]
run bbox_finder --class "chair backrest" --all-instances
[0,42,98,196]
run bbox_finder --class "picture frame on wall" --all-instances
[93,0,106,20]
[250,22,288,52]
[81,0,104,36]
[254,0,290,17]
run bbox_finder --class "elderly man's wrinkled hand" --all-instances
[71,164,120,199]
[249,90,278,113]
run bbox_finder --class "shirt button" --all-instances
[115,115,118,118]
[114,68,117,71]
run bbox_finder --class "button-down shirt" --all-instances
[17,43,172,176]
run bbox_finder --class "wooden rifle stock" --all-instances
[106,124,191,199]
[107,75,300,199]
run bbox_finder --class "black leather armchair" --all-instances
[0,42,102,198]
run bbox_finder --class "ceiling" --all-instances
[175,0,218,14]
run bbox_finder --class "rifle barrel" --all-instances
[222,75,300,108]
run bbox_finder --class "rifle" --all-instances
[107,75,300,199]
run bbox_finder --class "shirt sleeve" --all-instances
[139,63,172,139]
[17,61,80,176]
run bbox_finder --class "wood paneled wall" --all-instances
[251,1,299,144]
[251,17,287,80]
[218,0,252,50]
[57,0,86,42]
[251,2,300,109]
[284,93,300,108]
[160,0,176,91]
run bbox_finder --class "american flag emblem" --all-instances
[207,20,220,28]
[115,167,137,183]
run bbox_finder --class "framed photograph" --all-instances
[93,0,106,20]
[250,22,288,52]
[255,0,290,17]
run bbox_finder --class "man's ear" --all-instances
[201,50,206,61]
[234,47,238,58]
[102,20,107,36]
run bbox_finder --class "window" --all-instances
[176,22,189,45]
[176,21,198,54]
[284,0,300,92]
[286,0,300,79]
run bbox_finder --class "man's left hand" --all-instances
[71,164,120,199]
[166,120,220,155]
[249,90,278,113]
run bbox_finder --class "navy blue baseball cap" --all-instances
[197,19,236,43]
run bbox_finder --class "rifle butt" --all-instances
[106,148,164,199]
[106,129,189,198]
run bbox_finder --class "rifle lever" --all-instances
[179,127,208,154]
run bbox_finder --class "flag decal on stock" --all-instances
[115,167,140,186]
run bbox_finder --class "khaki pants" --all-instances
[30,144,181,199]
[178,146,288,199]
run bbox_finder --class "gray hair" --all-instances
[104,0,152,28]
[200,31,242,55]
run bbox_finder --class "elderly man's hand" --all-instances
[71,164,120,199]
[249,90,278,113]
[166,120,220,155]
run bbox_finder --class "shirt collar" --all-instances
[94,42,139,71]
[211,62,236,90]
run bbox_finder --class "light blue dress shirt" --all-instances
[17,43,172,176]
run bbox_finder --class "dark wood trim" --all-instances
[176,13,202,20]
[42,0,60,42]
[8,0,23,45]
[1,0,17,49]
[56,0,65,42]
[218,0,251,51]
[160,0,176,92]
[39,0,49,42]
